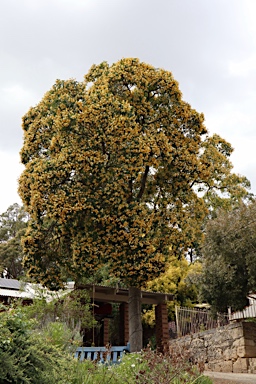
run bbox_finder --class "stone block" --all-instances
[237,346,246,357]
[220,360,233,372]
[244,338,256,347]
[207,361,222,372]
[248,357,256,373]
[248,357,256,365]
[237,345,256,358]
[223,348,233,361]
[212,348,223,360]
[231,347,238,360]
[231,325,244,340]
[219,340,233,349]
[233,337,244,347]
[205,362,215,371]
[233,357,249,373]
[243,322,256,335]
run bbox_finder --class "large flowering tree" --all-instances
[19,58,250,351]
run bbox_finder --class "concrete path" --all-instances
[204,371,256,384]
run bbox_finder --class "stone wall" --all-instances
[169,322,256,373]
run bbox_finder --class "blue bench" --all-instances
[74,343,130,364]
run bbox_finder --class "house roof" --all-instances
[0,278,35,299]
[0,278,20,290]
[0,278,75,301]
[0,288,34,299]
[76,284,174,305]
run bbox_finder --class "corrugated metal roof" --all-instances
[0,278,20,290]
[0,288,33,298]
[0,281,75,301]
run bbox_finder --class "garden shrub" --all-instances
[0,306,71,384]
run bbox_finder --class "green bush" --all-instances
[21,288,95,331]
[20,289,97,351]
[40,320,81,352]
[0,307,71,384]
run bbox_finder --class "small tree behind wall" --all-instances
[19,58,250,351]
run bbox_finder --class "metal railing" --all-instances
[175,306,229,337]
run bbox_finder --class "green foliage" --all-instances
[143,258,202,324]
[0,301,213,383]
[77,264,124,287]
[21,289,95,346]
[0,306,71,384]
[0,203,28,241]
[201,200,256,313]
[40,321,78,351]
[0,203,28,278]
[187,134,253,262]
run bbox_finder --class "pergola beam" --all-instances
[76,284,173,305]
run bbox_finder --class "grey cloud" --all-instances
[0,0,255,201]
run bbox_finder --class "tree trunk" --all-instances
[128,286,143,352]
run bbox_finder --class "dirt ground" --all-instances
[204,371,256,384]
[211,380,246,384]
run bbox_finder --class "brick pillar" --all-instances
[155,303,169,352]
[103,318,110,346]
[119,302,129,345]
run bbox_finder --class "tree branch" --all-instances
[137,165,149,200]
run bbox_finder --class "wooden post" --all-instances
[128,287,142,352]
[103,318,109,346]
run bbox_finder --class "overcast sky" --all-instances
[0,0,256,214]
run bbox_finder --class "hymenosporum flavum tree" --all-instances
[19,58,250,351]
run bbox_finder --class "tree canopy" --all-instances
[0,203,28,278]
[19,58,250,290]
[144,257,202,323]
[200,200,256,313]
